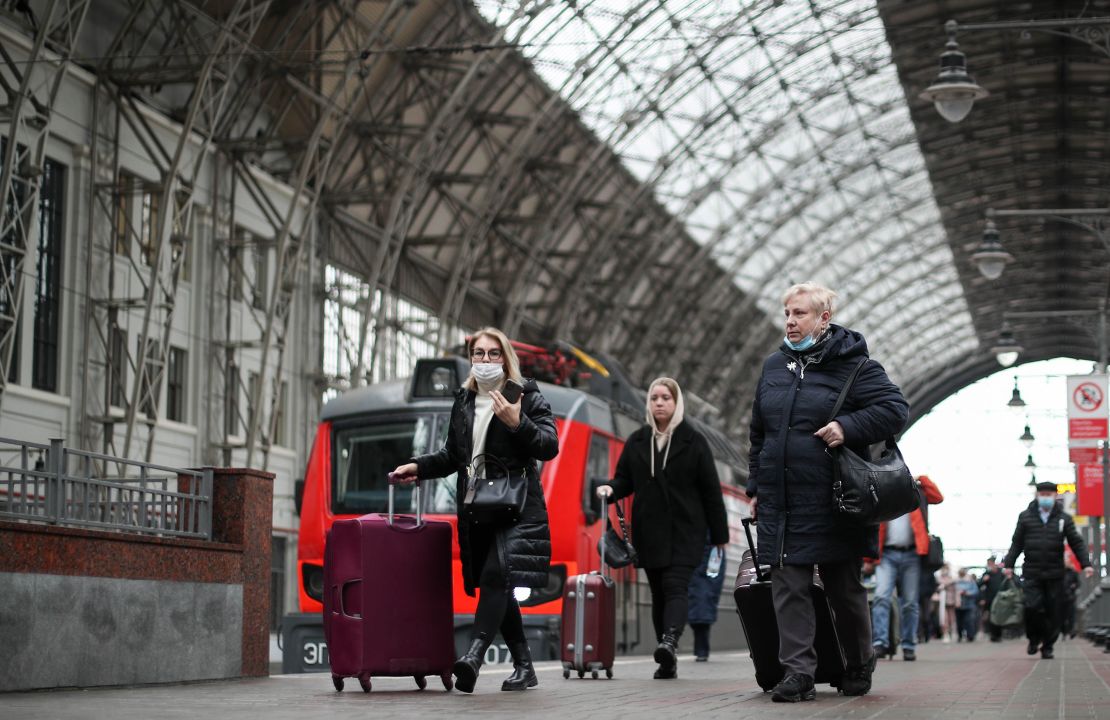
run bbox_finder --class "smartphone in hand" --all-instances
[500,379,524,404]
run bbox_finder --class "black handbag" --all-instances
[828,357,920,526]
[598,499,638,569]
[462,453,528,525]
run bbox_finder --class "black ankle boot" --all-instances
[653,627,679,676]
[501,641,538,691]
[453,633,491,694]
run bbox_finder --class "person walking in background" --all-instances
[979,556,1005,642]
[938,565,957,642]
[747,282,909,702]
[1061,562,1081,640]
[954,568,979,642]
[1002,481,1094,659]
[687,535,727,661]
[867,475,944,661]
[392,328,559,693]
[597,377,729,680]
[917,567,939,643]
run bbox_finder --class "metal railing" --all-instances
[0,437,213,540]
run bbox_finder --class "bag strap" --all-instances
[827,357,869,424]
[613,501,632,545]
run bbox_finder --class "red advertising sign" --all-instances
[1069,446,1102,464]
[1077,463,1104,517]
[1069,418,1109,439]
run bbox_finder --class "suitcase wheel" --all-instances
[414,675,427,691]
[577,669,585,679]
[441,673,454,691]
[332,676,344,692]
[358,674,372,693]
[563,669,570,679]
[606,668,613,679]
[591,670,598,679]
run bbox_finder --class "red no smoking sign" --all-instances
[1073,382,1104,412]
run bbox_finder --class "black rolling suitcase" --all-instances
[733,518,845,692]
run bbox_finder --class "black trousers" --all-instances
[472,540,526,647]
[644,564,696,642]
[691,623,711,658]
[771,562,872,677]
[1023,576,1064,650]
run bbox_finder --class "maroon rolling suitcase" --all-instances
[560,499,617,679]
[323,479,455,692]
[733,518,845,692]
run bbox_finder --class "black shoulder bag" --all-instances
[598,499,638,568]
[463,453,529,525]
[829,358,920,526]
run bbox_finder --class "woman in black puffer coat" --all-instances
[747,282,908,702]
[392,328,557,694]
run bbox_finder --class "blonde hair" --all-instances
[782,282,837,317]
[649,377,680,403]
[464,327,523,391]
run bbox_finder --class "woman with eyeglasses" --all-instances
[392,327,558,693]
[595,377,729,680]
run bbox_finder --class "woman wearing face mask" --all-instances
[391,327,558,693]
[747,282,908,703]
[596,377,729,680]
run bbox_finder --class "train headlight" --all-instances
[302,563,325,602]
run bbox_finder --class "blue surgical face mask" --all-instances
[784,334,816,352]
[784,324,826,352]
[1037,495,1055,510]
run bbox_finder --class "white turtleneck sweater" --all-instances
[471,391,495,470]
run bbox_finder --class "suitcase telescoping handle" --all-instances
[386,473,422,527]
[741,517,767,582]
[599,497,610,579]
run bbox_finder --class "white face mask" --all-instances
[471,362,504,390]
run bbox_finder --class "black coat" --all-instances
[1003,500,1090,580]
[979,568,1005,605]
[414,379,558,595]
[747,325,909,566]
[606,422,729,569]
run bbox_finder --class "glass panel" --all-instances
[332,415,453,515]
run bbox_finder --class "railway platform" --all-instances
[3,635,1108,720]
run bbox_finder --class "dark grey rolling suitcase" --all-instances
[733,518,845,692]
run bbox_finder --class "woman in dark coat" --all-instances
[392,327,558,693]
[747,282,908,702]
[597,377,729,679]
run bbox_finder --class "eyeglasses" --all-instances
[470,349,503,360]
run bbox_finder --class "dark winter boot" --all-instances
[653,627,679,678]
[453,633,491,694]
[501,641,538,691]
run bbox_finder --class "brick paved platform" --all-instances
[2,637,1108,719]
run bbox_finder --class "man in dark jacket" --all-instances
[748,283,909,702]
[978,556,1005,642]
[1002,482,1094,659]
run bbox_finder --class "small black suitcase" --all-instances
[733,518,846,692]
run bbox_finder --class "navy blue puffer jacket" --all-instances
[747,325,908,566]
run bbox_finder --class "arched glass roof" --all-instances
[475,0,977,387]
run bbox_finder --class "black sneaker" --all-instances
[873,643,889,660]
[1026,640,1039,656]
[840,652,877,696]
[1040,647,1054,659]
[903,648,916,662]
[771,673,816,703]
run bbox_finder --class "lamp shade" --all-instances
[971,219,1013,280]
[1007,377,1026,413]
[918,24,989,123]
[1019,424,1035,448]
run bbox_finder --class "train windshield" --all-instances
[332,414,457,515]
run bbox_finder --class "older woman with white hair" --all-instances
[747,282,908,702]
[597,377,729,680]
